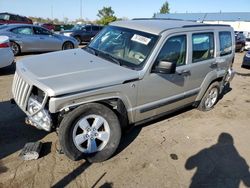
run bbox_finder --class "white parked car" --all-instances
[0,36,14,68]
[245,38,250,50]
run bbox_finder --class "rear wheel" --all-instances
[59,103,121,163]
[198,82,220,111]
[10,42,20,56]
[62,41,74,50]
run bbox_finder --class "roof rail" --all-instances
[182,24,230,28]
[132,18,185,21]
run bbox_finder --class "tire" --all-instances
[58,103,121,163]
[198,82,220,111]
[62,41,74,50]
[10,41,20,56]
[74,36,81,44]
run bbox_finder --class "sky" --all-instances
[0,0,249,21]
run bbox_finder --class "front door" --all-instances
[33,26,61,51]
[136,34,190,122]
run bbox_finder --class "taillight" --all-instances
[0,42,10,48]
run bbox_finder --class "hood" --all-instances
[16,49,139,96]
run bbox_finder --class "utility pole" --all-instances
[80,0,83,19]
[51,5,54,20]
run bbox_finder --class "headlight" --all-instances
[28,97,42,114]
[27,97,51,131]
[246,53,250,58]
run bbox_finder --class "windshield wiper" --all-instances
[97,51,121,66]
[84,46,97,55]
[85,46,121,66]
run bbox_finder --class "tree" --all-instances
[153,1,170,18]
[97,6,117,25]
[160,1,170,14]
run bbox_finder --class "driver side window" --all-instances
[156,35,187,67]
[33,27,51,35]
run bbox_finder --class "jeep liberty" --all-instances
[12,19,235,162]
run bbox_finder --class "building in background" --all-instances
[156,12,250,38]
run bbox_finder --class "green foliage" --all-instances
[97,6,117,25]
[160,1,170,14]
[153,1,170,18]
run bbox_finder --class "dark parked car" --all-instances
[61,24,103,44]
[41,23,55,31]
[242,51,250,68]
[0,12,32,25]
[235,31,246,52]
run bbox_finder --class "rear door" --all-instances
[183,32,216,93]
[10,26,38,51]
[33,26,61,51]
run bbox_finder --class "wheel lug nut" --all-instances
[95,133,98,137]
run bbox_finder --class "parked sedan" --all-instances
[0,24,78,55]
[61,24,103,44]
[245,38,250,51]
[242,51,250,68]
[0,36,14,68]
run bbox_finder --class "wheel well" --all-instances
[212,77,223,84]
[97,99,129,130]
[56,99,130,130]
[63,41,74,48]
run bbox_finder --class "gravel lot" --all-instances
[0,51,250,188]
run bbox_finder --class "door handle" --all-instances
[210,62,218,68]
[178,69,190,76]
[40,37,45,39]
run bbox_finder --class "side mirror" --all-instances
[153,61,176,74]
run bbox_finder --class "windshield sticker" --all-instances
[131,34,151,45]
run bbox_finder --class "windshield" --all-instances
[88,26,158,69]
[71,25,85,31]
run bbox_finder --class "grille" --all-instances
[12,72,32,111]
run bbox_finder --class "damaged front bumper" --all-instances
[224,67,235,83]
[25,109,52,132]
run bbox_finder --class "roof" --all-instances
[156,12,250,22]
[110,19,229,35]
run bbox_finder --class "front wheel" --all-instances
[58,103,121,163]
[198,82,220,111]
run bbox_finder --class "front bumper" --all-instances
[12,71,53,132]
[224,68,235,83]
[25,108,52,132]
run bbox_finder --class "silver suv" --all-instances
[12,19,235,163]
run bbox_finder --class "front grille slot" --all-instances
[12,72,32,111]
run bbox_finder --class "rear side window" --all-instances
[11,27,33,35]
[219,32,232,56]
[156,35,187,67]
[192,33,214,63]
[0,14,10,20]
